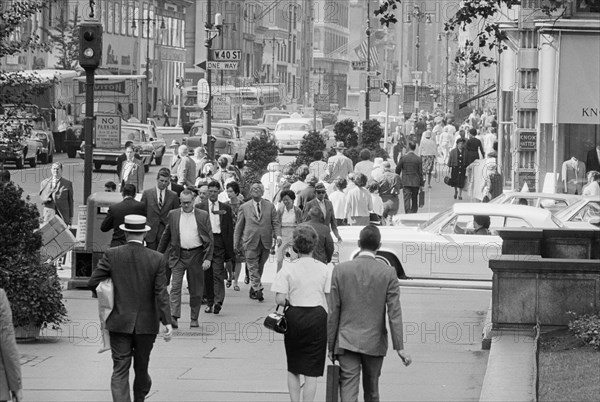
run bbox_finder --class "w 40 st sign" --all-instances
[211,50,241,61]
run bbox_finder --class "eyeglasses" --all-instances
[316,191,326,194]
[181,201,193,205]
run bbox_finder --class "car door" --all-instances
[211,127,231,155]
[431,214,504,280]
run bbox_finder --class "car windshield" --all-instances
[418,208,454,232]
[241,128,264,137]
[121,128,142,143]
[556,200,600,221]
[488,193,508,204]
[264,114,286,123]
[277,123,310,131]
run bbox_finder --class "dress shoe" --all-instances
[171,316,179,329]
[213,304,222,314]
[249,289,257,300]
[255,289,264,302]
[205,305,213,313]
[244,276,250,284]
[190,319,199,328]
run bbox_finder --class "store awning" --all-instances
[459,84,497,109]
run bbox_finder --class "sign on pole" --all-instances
[212,96,232,120]
[367,71,381,77]
[351,61,367,71]
[197,78,210,109]
[211,49,242,61]
[207,61,239,70]
[95,114,121,148]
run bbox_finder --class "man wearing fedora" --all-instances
[158,189,213,328]
[101,184,146,248]
[302,182,343,242]
[327,141,353,182]
[89,214,173,402]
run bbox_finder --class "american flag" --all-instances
[354,39,379,67]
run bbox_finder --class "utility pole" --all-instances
[365,1,371,123]
[204,1,222,161]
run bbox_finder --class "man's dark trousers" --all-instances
[338,349,385,402]
[403,186,420,214]
[110,331,156,402]
[210,234,226,307]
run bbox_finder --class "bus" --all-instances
[181,84,281,132]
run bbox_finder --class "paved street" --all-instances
[19,284,490,401]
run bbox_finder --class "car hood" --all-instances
[392,212,437,227]
[337,225,421,240]
[274,130,308,141]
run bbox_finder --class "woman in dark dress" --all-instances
[271,226,330,402]
[465,128,485,165]
[448,138,468,200]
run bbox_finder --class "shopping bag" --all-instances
[326,363,340,402]
[419,189,425,208]
[96,278,114,353]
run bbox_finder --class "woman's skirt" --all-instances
[284,306,327,377]
[276,227,296,266]
[422,155,436,174]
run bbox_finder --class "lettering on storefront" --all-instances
[582,108,599,117]
[78,81,126,94]
[518,131,536,151]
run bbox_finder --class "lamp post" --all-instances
[204,2,223,161]
[312,67,326,131]
[132,15,166,123]
[365,1,371,123]
[264,35,283,83]
[407,5,431,113]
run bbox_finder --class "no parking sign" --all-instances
[95,114,121,148]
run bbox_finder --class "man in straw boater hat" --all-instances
[89,215,173,402]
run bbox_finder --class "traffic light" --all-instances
[175,77,184,89]
[382,81,391,95]
[389,80,396,95]
[79,22,103,69]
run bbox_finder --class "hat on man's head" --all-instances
[119,215,151,232]
[333,141,346,150]
[306,174,318,185]
[315,182,327,192]
[169,140,180,149]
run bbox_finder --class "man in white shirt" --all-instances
[328,142,353,181]
[157,190,213,328]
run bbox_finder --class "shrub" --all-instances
[568,311,600,350]
[294,130,326,169]
[0,182,67,329]
[242,132,279,198]
[333,119,358,148]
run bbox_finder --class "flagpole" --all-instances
[365,1,371,125]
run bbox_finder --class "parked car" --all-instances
[239,125,273,141]
[337,108,360,124]
[29,117,55,164]
[394,192,584,227]
[122,121,167,165]
[337,203,590,281]
[0,117,44,169]
[554,197,600,227]
[77,126,155,172]
[184,122,248,168]
[258,109,290,132]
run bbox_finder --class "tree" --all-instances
[333,119,358,148]
[294,130,326,169]
[41,4,80,70]
[375,0,568,72]
[242,132,279,197]
[360,119,389,160]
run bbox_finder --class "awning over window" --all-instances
[459,84,497,109]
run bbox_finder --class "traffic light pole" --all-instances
[365,1,371,124]
[384,92,390,153]
[83,69,95,204]
[205,0,214,161]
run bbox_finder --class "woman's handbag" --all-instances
[444,176,455,187]
[264,305,288,334]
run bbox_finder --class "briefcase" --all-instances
[326,363,340,402]
[419,189,425,208]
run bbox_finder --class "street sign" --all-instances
[212,95,232,120]
[369,88,381,102]
[95,114,121,149]
[212,49,242,61]
[207,61,239,70]
[367,71,381,77]
[314,94,329,111]
[196,60,206,70]
[351,61,367,71]
[197,78,210,109]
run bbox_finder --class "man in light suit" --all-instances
[172,145,197,188]
[88,214,173,402]
[234,182,282,302]
[101,184,146,248]
[140,169,180,250]
[39,162,74,225]
[328,225,411,402]
[158,190,213,328]
[395,141,424,214]
[195,180,234,314]
[302,182,342,242]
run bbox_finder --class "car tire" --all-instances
[376,251,408,280]
[94,162,102,171]
[29,156,37,168]
[66,146,77,158]
[40,152,48,164]
[154,154,163,166]
[15,154,24,170]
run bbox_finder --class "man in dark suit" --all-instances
[302,182,342,242]
[328,225,411,402]
[295,174,318,211]
[395,142,424,214]
[88,214,173,402]
[586,146,600,173]
[140,169,180,250]
[196,181,234,314]
[234,182,282,302]
[39,162,74,225]
[158,190,213,328]
[299,207,334,264]
[101,184,146,247]
[115,141,142,181]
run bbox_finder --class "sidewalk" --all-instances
[22,264,490,401]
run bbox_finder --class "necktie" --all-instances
[159,190,163,209]
[256,201,261,217]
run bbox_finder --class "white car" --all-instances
[337,203,581,281]
[274,113,327,153]
[554,197,600,227]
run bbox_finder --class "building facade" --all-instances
[496,1,600,191]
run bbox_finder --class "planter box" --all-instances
[14,323,41,342]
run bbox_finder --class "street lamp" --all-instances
[312,67,326,131]
[437,31,457,113]
[407,5,431,113]
[131,15,166,123]
[263,35,285,83]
